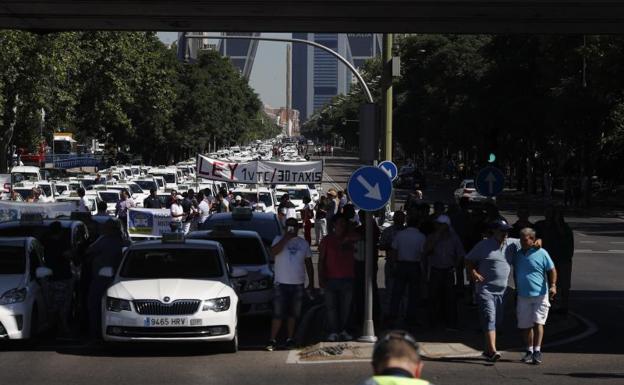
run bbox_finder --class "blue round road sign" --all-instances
[475,166,505,197]
[347,166,393,211]
[378,160,398,181]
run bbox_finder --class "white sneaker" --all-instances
[327,333,339,342]
[339,330,353,341]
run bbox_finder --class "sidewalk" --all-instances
[294,287,585,362]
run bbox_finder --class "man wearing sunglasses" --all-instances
[360,330,432,385]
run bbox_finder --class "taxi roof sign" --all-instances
[161,232,186,243]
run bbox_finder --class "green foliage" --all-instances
[0,31,274,171]
[305,34,624,184]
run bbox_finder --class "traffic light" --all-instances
[488,153,496,163]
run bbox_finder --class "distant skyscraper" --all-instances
[177,32,260,79]
[292,33,381,120]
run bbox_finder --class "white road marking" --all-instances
[575,250,624,254]
[543,311,598,349]
[323,171,342,191]
[575,231,588,237]
[579,241,596,244]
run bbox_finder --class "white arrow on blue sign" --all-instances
[378,160,398,181]
[347,166,393,211]
[475,166,505,197]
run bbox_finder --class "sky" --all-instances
[157,32,288,108]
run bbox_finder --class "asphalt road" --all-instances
[1,155,623,385]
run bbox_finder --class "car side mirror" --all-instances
[35,267,53,279]
[230,267,248,279]
[98,267,114,278]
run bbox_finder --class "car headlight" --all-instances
[202,297,230,312]
[106,297,131,312]
[244,278,272,292]
[0,288,27,305]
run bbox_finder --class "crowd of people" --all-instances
[267,187,574,365]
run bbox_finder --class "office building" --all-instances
[177,32,260,79]
[292,33,382,120]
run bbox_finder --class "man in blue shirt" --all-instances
[513,227,557,365]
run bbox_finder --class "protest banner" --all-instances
[196,155,323,184]
[127,208,172,238]
[0,201,76,222]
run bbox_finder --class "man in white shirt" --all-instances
[265,218,315,351]
[198,191,211,226]
[389,217,427,325]
[170,195,185,232]
[76,187,90,213]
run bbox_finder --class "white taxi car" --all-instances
[100,234,245,352]
[0,237,52,340]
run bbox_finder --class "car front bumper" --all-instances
[0,302,30,340]
[102,307,237,342]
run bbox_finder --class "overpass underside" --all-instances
[3,1,624,33]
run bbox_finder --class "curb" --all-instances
[294,308,595,362]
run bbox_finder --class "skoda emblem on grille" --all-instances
[163,296,170,303]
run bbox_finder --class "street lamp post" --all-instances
[184,33,378,342]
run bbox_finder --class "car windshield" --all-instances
[12,172,39,183]
[204,218,281,247]
[128,184,143,194]
[237,192,273,207]
[276,188,310,200]
[120,248,222,279]
[0,246,25,274]
[99,192,119,203]
[162,174,176,183]
[465,182,475,189]
[135,180,157,191]
[55,185,68,194]
[0,226,72,249]
[38,184,52,196]
[208,237,266,265]
[81,179,97,188]
[13,189,32,200]
[155,179,164,188]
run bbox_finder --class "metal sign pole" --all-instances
[358,103,379,343]
[360,209,377,342]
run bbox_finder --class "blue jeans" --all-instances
[272,283,304,320]
[324,278,353,334]
[477,290,505,331]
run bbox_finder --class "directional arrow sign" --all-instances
[475,166,505,197]
[356,175,382,200]
[348,166,393,211]
[378,160,398,181]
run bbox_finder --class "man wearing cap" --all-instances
[465,219,530,361]
[423,214,465,330]
[326,189,340,229]
[359,330,433,385]
[231,195,250,208]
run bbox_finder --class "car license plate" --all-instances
[143,318,202,327]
